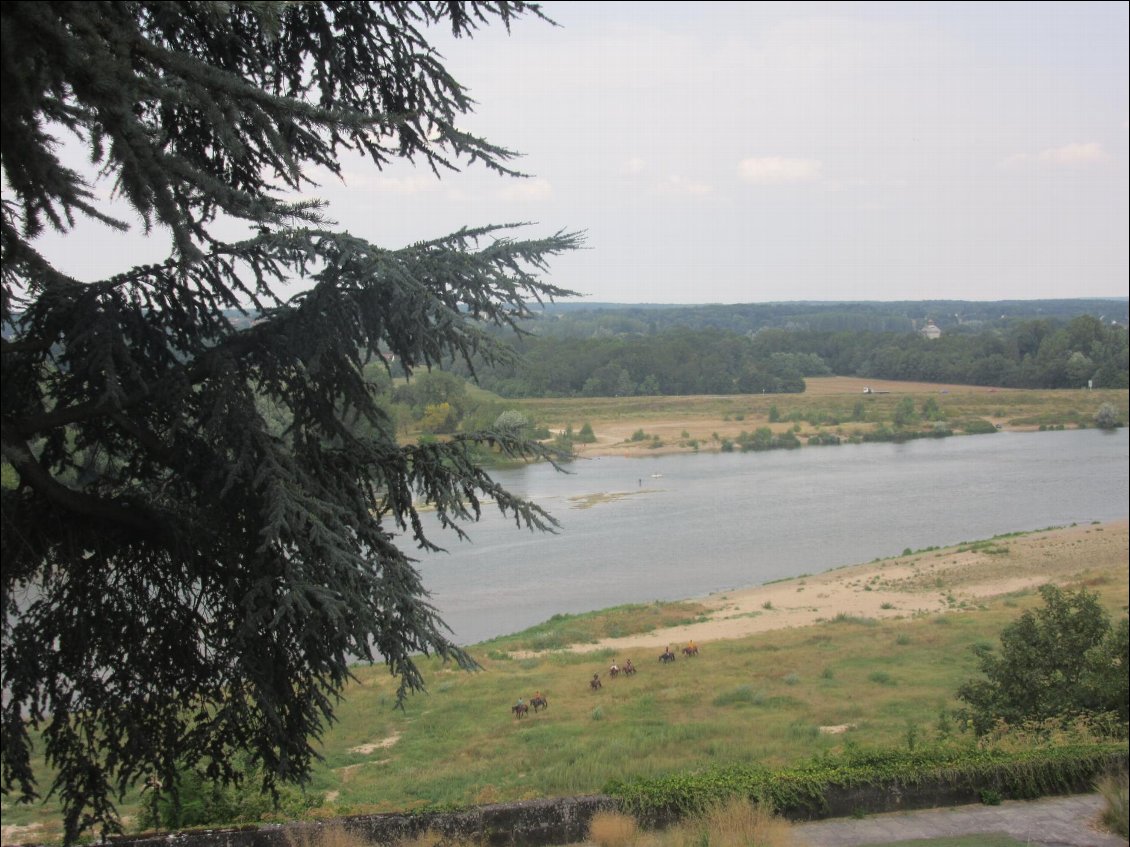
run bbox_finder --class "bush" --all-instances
[1094,403,1121,430]
[960,418,999,435]
[957,585,1128,735]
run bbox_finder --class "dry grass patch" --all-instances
[588,800,791,847]
[588,811,640,847]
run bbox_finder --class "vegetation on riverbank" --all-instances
[515,379,1127,458]
[3,525,1124,844]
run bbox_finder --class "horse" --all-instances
[682,644,699,657]
[609,663,620,678]
[622,659,637,676]
[511,702,529,719]
[530,694,549,713]
[590,675,602,691]
[659,649,675,664]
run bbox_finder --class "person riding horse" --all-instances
[623,658,636,675]
[659,646,675,663]
[530,691,549,712]
[590,673,602,690]
[609,661,620,678]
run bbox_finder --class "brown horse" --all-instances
[590,674,602,691]
[609,663,620,678]
[682,644,699,657]
[622,659,637,676]
[530,694,548,713]
[511,702,529,719]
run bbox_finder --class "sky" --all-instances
[35,1,1130,304]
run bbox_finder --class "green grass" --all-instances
[5,531,1126,844]
[479,601,710,653]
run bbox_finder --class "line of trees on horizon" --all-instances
[442,313,1128,397]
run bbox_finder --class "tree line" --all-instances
[449,314,1127,396]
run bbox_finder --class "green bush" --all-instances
[960,418,999,435]
[606,743,1128,821]
[958,585,1129,735]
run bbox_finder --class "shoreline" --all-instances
[507,519,1129,656]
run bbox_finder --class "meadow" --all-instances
[509,378,1129,458]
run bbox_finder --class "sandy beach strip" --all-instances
[547,519,1129,655]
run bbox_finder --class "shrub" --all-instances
[1094,403,1121,430]
[957,585,1128,735]
[960,418,999,435]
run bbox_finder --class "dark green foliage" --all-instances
[459,306,1128,395]
[606,742,1128,821]
[957,586,1129,734]
[1,2,578,842]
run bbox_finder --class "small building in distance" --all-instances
[919,320,942,340]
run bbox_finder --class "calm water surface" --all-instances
[409,429,1129,646]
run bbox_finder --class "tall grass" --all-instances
[589,800,790,847]
[1097,770,1129,838]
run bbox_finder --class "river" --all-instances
[409,428,1129,646]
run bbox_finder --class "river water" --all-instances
[409,429,1129,646]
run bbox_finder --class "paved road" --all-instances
[794,793,1126,847]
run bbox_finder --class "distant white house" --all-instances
[920,320,942,340]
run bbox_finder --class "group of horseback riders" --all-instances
[660,639,698,663]
[512,642,701,716]
[512,690,549,718]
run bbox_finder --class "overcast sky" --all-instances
[38,1,1130,304]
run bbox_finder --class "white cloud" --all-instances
[1003,142,1107,168]
[497,178,553,202]
[737,156,823,184]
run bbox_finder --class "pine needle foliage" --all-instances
[0,2,579,843]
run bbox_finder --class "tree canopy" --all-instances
[957,585,1129,735]
[0,2,578,841]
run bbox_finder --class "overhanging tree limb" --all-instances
[1,3,578,842]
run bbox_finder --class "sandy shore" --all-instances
[549,519,1129,655]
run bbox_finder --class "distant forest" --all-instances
[442,299,1129,396]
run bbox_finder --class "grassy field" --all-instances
[8,522,1124,845]
[508,378,1128,457]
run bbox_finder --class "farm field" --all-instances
[6,521,1124,844]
